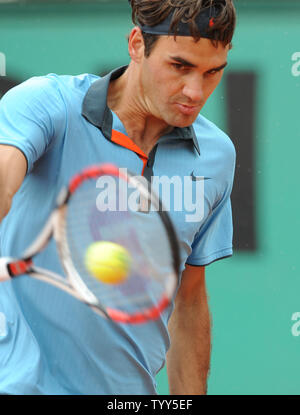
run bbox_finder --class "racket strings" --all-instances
[59,176,175,314]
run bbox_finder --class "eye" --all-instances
[171,63,188,71]
[208,66,226,76]
[207,69,218,76]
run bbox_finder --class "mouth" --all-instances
[174,103,200,116]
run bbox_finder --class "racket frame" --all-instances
[0,164,181,324]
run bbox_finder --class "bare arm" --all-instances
[167,264,211,395]
[0,144,27,222]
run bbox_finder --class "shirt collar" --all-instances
[82,65,200,155]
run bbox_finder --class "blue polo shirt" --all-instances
[0,66,235,395]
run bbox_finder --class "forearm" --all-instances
[0,145,27,222]
[166,289,211,395]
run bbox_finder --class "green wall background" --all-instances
[1,0,300,395]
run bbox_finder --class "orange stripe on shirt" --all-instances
[111,129,148,176]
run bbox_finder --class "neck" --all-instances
[107,64,172,155]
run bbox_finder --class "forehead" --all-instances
[151,35,229,66]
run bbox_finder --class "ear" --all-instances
[128,27,145,63]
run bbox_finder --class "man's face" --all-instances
[138,34,230,128]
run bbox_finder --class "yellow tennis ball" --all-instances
[85,241,131,285]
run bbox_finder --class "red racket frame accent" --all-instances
[69,164,129,194]
[9,259,33,276]
[107,296,170,324]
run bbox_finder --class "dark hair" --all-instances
[129,0,236,57]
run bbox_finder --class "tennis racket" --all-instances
[0,163,180,324]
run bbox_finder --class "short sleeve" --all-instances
[0,75,66,173]
[186,139,236,267]
[186,188,234,266]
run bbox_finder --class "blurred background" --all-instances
[0,0,300,395]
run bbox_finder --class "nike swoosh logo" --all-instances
[190,172,212,181]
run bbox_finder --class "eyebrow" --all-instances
[169,56,228,72]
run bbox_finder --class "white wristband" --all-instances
[0,257,13,281]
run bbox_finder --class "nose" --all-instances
[182,76,204,104]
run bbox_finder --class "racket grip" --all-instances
[0,257,13,281]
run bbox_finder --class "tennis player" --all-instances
[0,0,236,395]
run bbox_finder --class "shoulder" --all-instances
[193,114,235,153]
[193,114,236,170]
[193,114,235,152]
[191,114,236,192]
[2,73,100,107]
[43,73,100,96]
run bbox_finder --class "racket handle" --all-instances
[0,257,14,281]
